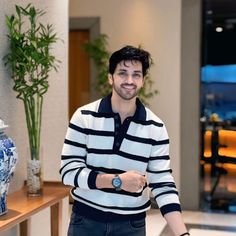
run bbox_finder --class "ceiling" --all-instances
[204,0,236,20]
[202,0,236,65]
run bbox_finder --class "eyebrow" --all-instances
[117,69,142,74]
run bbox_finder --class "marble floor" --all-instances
[67,205,236,236]
[150,165,236,236]
[68,167,236,235]
[146,209,236,236]
[147,166,236,235]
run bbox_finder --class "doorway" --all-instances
[69,30,90,118]
[68,17,100,119]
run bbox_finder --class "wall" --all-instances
[69,0,182,185]
[180,0,201,209]
[0,0,69,235]
[0,0,69,187]
[69,0,201,210]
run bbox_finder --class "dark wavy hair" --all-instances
[108,46,151,76]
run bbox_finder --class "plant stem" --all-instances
[23,93,43,160]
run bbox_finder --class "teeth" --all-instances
[122,85,135,89]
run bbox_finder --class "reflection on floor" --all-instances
[68,204,236,236]
[200,164,236,213]
[146,209,236,236]
[146,164,236,235]
[68,167,236,236]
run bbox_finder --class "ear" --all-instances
[108,74,113,85]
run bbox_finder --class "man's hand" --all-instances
[119,170,146,192]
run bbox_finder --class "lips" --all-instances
[121,84,137,91]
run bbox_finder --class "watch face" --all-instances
[112,176,122,188]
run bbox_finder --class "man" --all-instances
[60,46,189,236]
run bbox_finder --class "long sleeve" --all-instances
[60,108,98,190]
[147,124,181,216]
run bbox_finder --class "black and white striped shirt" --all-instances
[60,94,181,220]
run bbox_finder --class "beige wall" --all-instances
[0,1,69,235]
[0,0,69,188]
[0,0,200,234]
[70,0,183,185]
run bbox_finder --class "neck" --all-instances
[111,94,136,123]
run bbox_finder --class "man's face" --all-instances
[109,60,144,101]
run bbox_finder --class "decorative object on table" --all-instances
[0,118,18,215]
[83,34,158,106]
[3,4,61,196]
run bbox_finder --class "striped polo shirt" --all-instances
[60,93,181,221]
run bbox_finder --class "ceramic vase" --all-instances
[0,119,18,215]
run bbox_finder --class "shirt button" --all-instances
[115,142,120,146]
[115,132,118,136]
[115,123,119,128]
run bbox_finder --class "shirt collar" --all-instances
[98,93,146,121]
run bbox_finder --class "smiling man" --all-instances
[61,46,189,236]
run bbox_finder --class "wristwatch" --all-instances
[112,175,122,191]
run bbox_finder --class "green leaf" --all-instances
[3,3,61,160]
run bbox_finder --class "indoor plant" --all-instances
[3,4,60,196]
[83,34,158,105]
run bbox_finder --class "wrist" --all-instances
[112,174,122,190]
[96,174,115,189]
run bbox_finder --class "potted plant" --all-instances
[83,34,158,105]
[3,4,60,196]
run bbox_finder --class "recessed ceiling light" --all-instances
[207,10,213,15]
[215,27,223,32]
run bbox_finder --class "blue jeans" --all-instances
[68,212,146,236]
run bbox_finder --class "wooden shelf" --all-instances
[0,183,70,236]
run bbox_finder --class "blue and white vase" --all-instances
[0,118,18,216]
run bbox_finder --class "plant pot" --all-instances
[27,148,43,197]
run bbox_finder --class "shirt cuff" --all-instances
[160,203,182,216]
[87,171,99,189]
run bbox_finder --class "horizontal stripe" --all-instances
[132,119,164,127]
[64,139,86,149]
[125,133,163,145]
[155,139,169,145]
[70,123,114,136]
[61,155,86,161]
[59,160,85,174]
[155,190,179,200]
[81,110,114,118]
[71,188,151,211]
[149,182,176,189]
[118,150,149,163]
[160,203,181,216]
[98,187,144,197]
[147,169,172,174]
[149,155,170,161]
[87,148,149,163]
[87,164,124,174]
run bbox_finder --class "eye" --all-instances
[133,73,142,79]
[117,72,128,78]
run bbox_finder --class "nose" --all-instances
[125,75,133,84]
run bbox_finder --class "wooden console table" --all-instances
[0,183,70,236]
